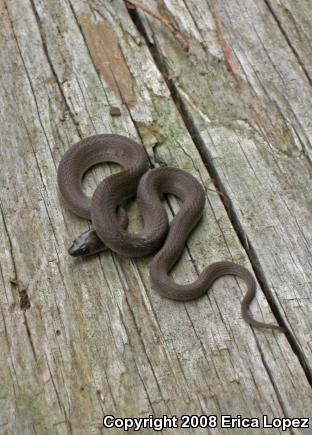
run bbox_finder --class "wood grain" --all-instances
[0,0,311,433]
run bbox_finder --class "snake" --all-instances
[57,134,284,331]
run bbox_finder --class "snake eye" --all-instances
[68,241,87,257]
[80,246,89,255]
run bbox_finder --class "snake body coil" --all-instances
[58,134,284,331]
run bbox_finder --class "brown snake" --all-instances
[58,134,284,331]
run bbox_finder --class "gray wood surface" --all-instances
[0,0,311,434]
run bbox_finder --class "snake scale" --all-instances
[58,134,284,331]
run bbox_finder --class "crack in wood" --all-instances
[262,0,312,87]
[28,0,83,137]
[125,1,312,389]
[209,0,241,82]
[126,0,189,52]
[22,313,37,362]
[252,332,295,426]
[45,357,74,435]
[3,0,59,168]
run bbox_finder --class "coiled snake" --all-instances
[58,134,284,331]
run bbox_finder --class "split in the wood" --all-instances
[126,0,189,52]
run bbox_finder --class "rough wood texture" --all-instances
[0,0,311,433]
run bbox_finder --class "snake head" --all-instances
[68,228,107,257]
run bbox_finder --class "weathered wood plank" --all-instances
[130,0,312,370]
[263,0,312,85]
[0,0,311,433]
